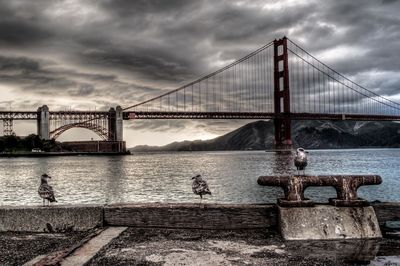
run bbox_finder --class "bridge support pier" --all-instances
[116,106,123,141]
[273,37,292,150]
[37,105,50,140]
[108,107,116,141]
[108,106,123,141]
[3,119,13,136]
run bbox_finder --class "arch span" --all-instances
[50,122,111,140]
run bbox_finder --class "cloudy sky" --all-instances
[0,0,399,146]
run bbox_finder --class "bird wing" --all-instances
[192,180,200,194]
[39,184,54,193]
[38,184,56,202]
[199,180,211,193]
[192,179,211,195]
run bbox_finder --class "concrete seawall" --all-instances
[0,202,398,232]
[0,205,103,232]
[104,203,277,229]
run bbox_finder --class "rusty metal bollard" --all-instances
[257,175,382,207]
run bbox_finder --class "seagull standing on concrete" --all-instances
[294,148,308,175]
[192,174,211,203]
[38,173,57,207]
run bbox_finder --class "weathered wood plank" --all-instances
[371,202,400,225]
[104,202,400,230]
[104,203,277,230]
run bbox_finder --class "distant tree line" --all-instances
[0,134,66,152]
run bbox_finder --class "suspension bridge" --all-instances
[1,37,400,149]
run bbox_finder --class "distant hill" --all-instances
[130,120,400,151]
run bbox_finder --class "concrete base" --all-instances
[0,205,103,232]
[279,205,382,240]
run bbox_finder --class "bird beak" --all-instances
[191,176,195,179]
[305,151,309,154]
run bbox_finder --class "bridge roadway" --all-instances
[0,111,109,120]
[1,111,399,121]
[123,111,400,121]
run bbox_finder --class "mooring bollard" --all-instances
[257,175,382,207]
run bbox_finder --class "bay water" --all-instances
[1,149,399,206]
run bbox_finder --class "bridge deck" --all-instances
[1,111,399,121]
[123,111,400,121]
[0,111,109,120]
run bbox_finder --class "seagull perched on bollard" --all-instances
[294,148,308,175]
[38,173,57,207]
[191,174,211,204]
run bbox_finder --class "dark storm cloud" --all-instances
[0,55,91,95]
[290,0,400,74]
[0,20,52,46]
[101,0,196,17]
[0,56,40,71]
[0,0,399,134]
[81,47,195,83]
[0,0,55,47]
[0,55,159,109]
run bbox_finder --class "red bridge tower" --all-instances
[273,37,292,150]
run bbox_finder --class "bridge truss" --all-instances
[0,111,112,139]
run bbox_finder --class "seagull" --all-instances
[38,173,57,207]
[294,148,308,175]
[191,174,211,204]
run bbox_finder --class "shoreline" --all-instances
[0,151,130,157]
[129,147,400,153]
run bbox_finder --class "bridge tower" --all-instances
[116,106,123,141]
[3,119,13,136]
[37,105,50,140]
[108,107,116,141]
[108,106,123,141]
[273,37,292,150]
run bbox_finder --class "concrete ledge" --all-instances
[104,203,277,229]
[0,202,398,232]
[0,205,103,232]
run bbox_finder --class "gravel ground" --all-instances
[1,228,399,266]
[87,228,400,266]
[0,231,91,266]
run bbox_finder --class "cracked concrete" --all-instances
[87,228,400,265]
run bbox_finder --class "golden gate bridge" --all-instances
[1,37,400,149]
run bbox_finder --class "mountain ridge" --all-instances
[130,120,400,151]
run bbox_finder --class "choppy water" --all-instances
[0,149,399,206]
